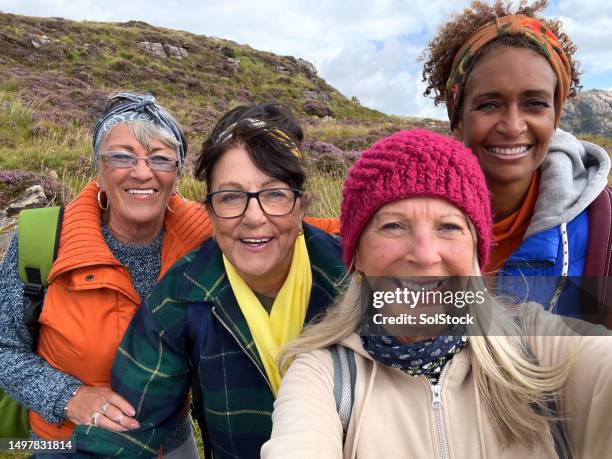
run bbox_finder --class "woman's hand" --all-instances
[65,385,140,432]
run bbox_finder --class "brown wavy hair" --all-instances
[420,0,581,118]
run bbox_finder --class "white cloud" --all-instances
[552,0,612,18]
[0,0,611,117]
[551,15,612,74]
[318,37,444,117]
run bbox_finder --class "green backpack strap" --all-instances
[18,206,63,287]
[0,207,62,439]
[0,388,29,439]
[17,206,64,347]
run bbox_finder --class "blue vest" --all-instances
[496,209,588,318]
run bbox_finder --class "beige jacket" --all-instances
[262,303,612,458]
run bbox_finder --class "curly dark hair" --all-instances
[420,0,581,118]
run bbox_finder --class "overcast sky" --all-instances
[1,0,610,119]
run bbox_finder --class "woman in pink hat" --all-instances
[261,129,611,459]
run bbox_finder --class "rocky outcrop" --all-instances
[0,171,72,255]
[561,89,612,137]
[137,41,189,59]
[303,100,333,118]
[297,58,317,77]
[6,185,47,217]
[30,34,52,48]
[0,11,386,146]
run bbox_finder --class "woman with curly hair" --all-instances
[421,0,611,323]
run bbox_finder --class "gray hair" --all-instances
[92,92,186,170]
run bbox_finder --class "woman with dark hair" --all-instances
[71,103,345,458]
[421,0,611,323]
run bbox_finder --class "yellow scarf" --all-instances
[223,234,312,395]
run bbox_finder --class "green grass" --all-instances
[0,451,28,458]
[0,93,35,145]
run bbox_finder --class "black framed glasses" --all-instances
[206,188,302,218]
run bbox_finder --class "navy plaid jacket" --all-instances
[71,224,345,458]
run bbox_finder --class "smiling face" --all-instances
[208,144,307,296]
[355,197,475,341]
[97,123,179,241]
[354,197,474,278]
[455,47,556,192]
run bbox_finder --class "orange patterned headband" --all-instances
[215,118,302,158]
[445,14,571,129]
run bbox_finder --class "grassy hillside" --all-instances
[0,11,609,217]
[0,12,451,217]
[0,12,393,136]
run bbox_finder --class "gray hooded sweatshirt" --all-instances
[526,128,610,238]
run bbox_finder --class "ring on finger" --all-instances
[100,403,110,414]
[114,414,124,424]
[91,411,102,427]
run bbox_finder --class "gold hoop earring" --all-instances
[97,190,109,211]
[297,227,304,236]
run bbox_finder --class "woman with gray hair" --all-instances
[0,92,210,457]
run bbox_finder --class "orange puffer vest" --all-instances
[31,182,211,439]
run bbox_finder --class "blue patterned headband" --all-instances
[92,92,186,170]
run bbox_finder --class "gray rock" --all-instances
[303,89,319,101]
[137,41,167,59]
[0,210,17,257]
[304,89,331,103]
[163,44,188,59]
[218,57,240,77]
[297,58,317,77]
[561,89,612,137]
[304,100,333,118]
[6,185,48,217]
[30,34,51,48]
[0,171,72,254]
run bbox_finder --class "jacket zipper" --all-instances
[211,303,274,393]
[428,361,451,459]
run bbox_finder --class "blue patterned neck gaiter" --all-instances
[361,333,467,384]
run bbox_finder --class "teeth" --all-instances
[401,280,443,291]
[127,189,156,195]
[488,146,529,155]
[242,238,271,244]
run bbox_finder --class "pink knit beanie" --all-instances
[340,129,492,269]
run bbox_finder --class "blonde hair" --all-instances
[280,222,573,450]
